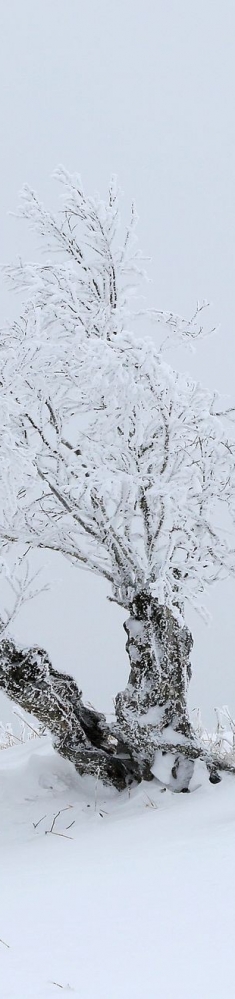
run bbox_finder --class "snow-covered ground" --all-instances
[0,736,234,999]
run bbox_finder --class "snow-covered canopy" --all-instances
[1,167,235,614]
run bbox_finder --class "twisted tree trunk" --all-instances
[0,608,227,792]
[115,592,196,790]
[0,636,140,790]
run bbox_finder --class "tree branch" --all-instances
[0,633,140,789]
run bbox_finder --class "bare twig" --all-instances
[0,937,10,949]
[33,814,47,829]
[45,806,73,838]
[48,831,73,840]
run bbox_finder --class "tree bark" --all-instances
[115,592,196,790]
[0,636,140,790]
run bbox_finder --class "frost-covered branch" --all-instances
[145,300,216,353]
[0,555,48,636]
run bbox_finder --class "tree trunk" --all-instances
[0,621,232,792]
[0,611,194,793]
[0,636,139,790]
[115,591,196,790]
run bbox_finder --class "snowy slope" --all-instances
[0,737,234,999]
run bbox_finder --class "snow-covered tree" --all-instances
[1,166,235,791]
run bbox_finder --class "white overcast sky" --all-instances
[0,0,235,723]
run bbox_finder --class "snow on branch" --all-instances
[0,553,49,636]
[0,167,235,618]
[145,300,217,352]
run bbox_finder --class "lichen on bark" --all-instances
[115,592,195,789]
